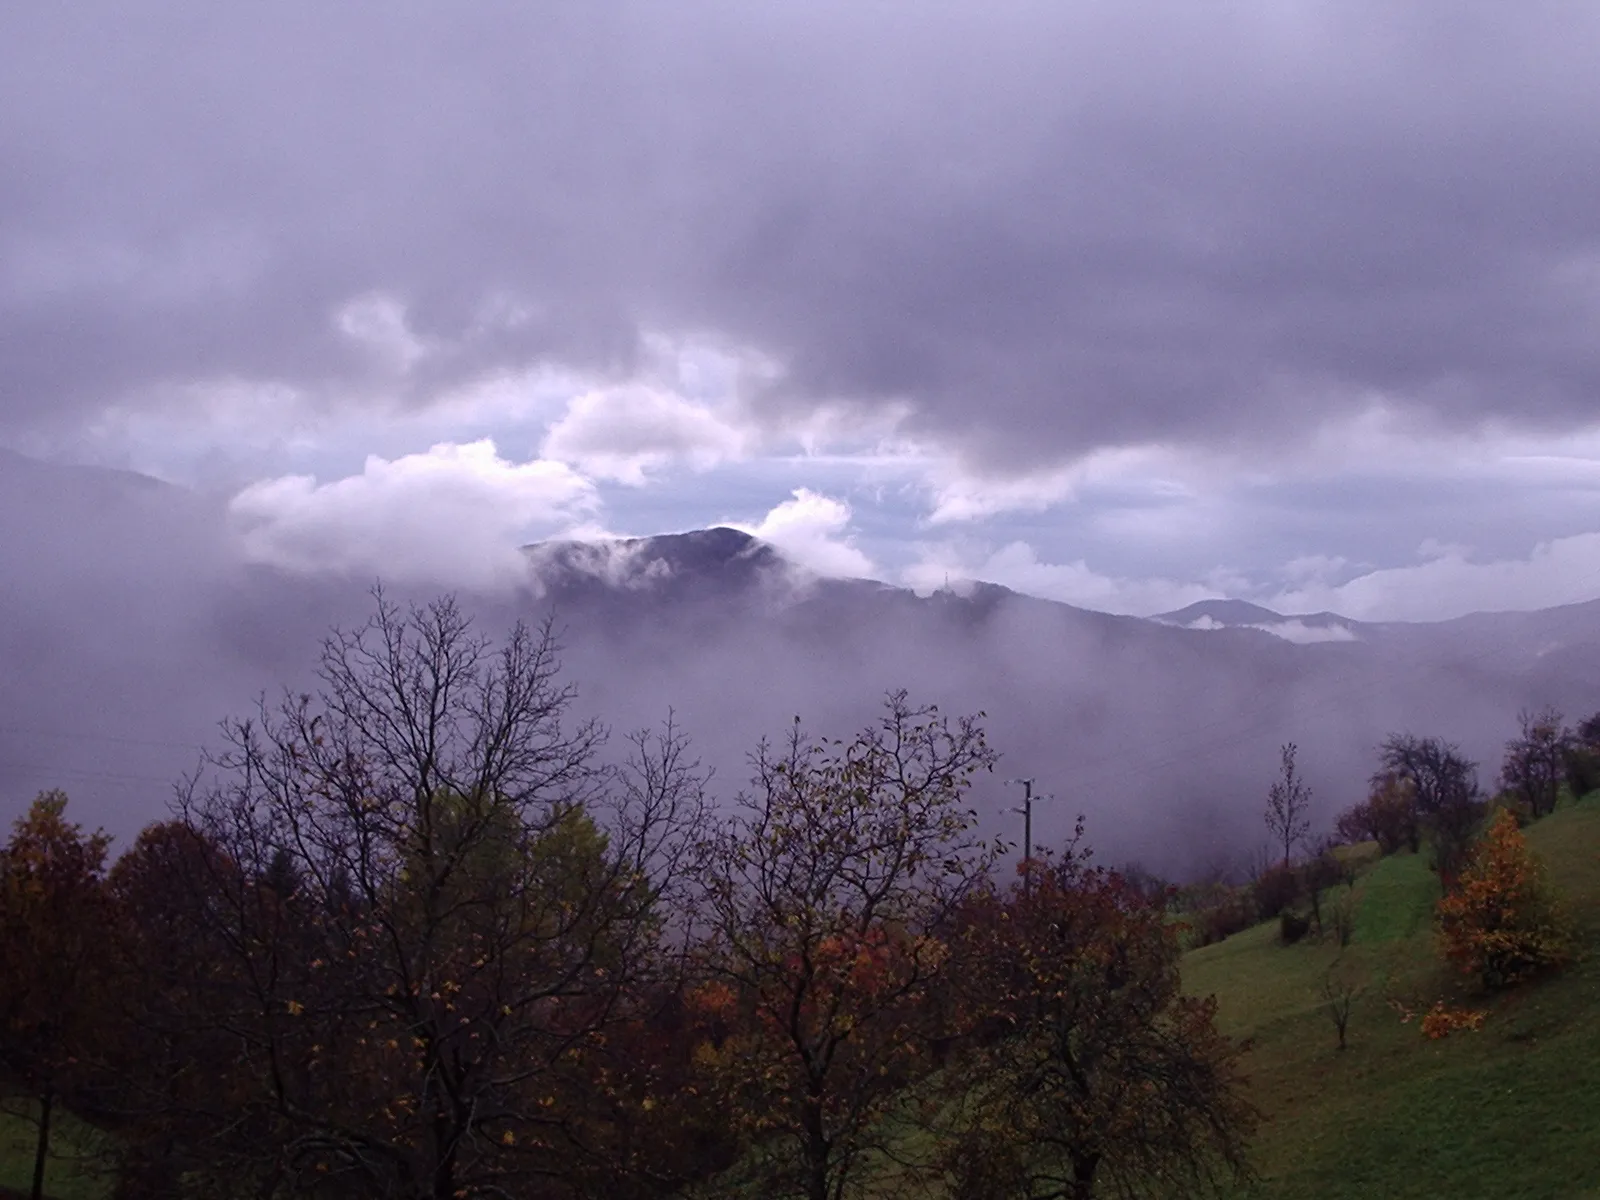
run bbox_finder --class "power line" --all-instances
[0,759,178,789]
[0,723,208,753]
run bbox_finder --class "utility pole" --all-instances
[1009,778,1046,889]
[1016,778,1035,867]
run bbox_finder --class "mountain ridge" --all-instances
[6,450,1600,879]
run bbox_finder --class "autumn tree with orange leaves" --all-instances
[693,693,999,1200]
[930,829,1257,1200]
[1436,807,1570,989]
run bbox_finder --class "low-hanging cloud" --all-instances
[540,385,749,485]
[229,439,595,589]
[1271,532,1600,622]
[906,540,1221,617]
[733,488,876,579]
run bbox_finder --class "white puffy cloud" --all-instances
[229,439,596,588]
[733,489,877,579]
[1268,533,1600,622]
[904,540,1221,616]
[540,385,749,485]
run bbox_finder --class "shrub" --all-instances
[1336,775,1415,856]
[1302,843,1346,933]
[1328,893,1356,948]
[1333,803,1367,846]
[1562,742,1600,799]
[1491,790,1533,828]
[1188,893,1257,947]
[1278,909,1310,945]
[1419,1001,1486,1040]
[1252,863,1300,921]
[1436,809,1570,989]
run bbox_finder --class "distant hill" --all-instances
[4,449,1600,877]
[1157,598,1293,626]
[507,526,1600,872]
[1154,598,1366,642]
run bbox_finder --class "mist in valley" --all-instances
[6,450,1595,882]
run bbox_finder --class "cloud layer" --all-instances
[734,489,876,579]
[6,5,1600,623]
[541,386,748,485]
[8,4,1600,472]
[230,440,595,588]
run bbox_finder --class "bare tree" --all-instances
[1377,734,1479,854]
[693,692,999,1200]
[1265,743,1312,868]
[1320,957,1364,1051]
[158,590,707,1200]
[1500,706,1573,819]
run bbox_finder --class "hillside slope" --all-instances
[1184,796,1600,1199]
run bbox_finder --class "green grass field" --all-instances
[0,1101,112,1200]
[1186,794,1600,1199]
[7,798,1598,1198]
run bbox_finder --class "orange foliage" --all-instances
[1435,808,1569,989]
[1419,1001,1486,1040]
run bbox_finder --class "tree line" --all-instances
[0,594,1257,1200]
[1173,704,1597,954]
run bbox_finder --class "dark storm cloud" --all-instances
[5,3,1600,467]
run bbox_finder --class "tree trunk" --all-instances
[30,1087,54,1200]
[1071,1150,1099,1200]
[430,1113,457,1200]
[802,1097,830,1200]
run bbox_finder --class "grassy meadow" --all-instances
[1186,793,1600,1199]
[0,1100,111,1200]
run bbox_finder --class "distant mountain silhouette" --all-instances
[1158,599,1291,626]
[5,451,1600,877]
[1155,598,1361,634]
[524,527,784,600]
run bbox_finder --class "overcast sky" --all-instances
[7,2,1600,620]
